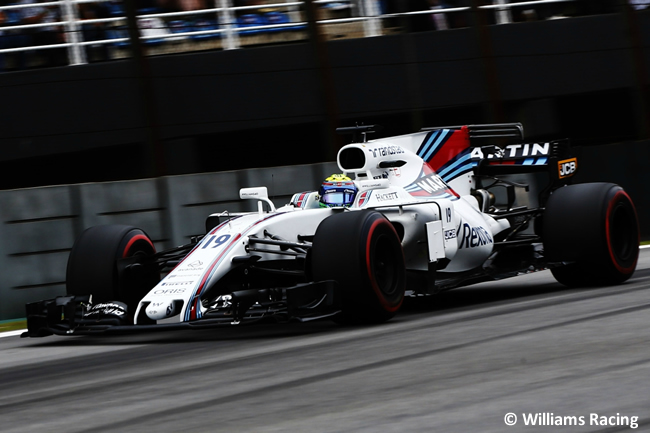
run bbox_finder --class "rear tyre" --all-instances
[543,183,639,287]
[311,211,406,324]
[66,225,159,311]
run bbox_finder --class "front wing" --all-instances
[22,280,340,337]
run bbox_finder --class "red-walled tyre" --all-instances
[66,225,159,311]
[543,183,639,287]
[311,210,406,324]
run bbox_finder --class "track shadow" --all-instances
[401,280,569,315]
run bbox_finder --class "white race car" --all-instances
[23,123,640,337]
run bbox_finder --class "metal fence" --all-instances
[0,0,617,69]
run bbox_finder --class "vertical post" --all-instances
[471,0,504,124]
[304,0,340,160]
[124,0,166,177]
[493,0,511,25]
[61,0,87,65]
[218,0,240,50]
[362,0,381,37]
[286,0,300,24]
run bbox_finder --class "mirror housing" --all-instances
[240,187,276,213]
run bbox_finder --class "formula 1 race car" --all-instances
[23,123,640,337]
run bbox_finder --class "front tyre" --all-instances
[311,210,406,323]
[543,183,639,287]
[66,225,159,311]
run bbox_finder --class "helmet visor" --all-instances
[321,190,356,206]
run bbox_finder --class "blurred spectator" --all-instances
[629,0,648,10]
[156,0,178,13]
[520,8,537,21]
[445,0,469,28]
[1,1,30,70]
[0,5,8,70]
[175,0,206,30]
[136,0,160,12]
[177,0,205,12]
[79,1,110,61]
[0,7,6,70]
[17,0,67,67]
[427,0,449,30]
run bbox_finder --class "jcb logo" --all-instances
[558,158,577,179]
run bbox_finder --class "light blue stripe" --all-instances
[438,153,471,178]
[523,158,535,165]
[535,157,548,165]
[417,130,439,158]
[185,248,230,321]
[441,161,478,182]
[423,129,450,162]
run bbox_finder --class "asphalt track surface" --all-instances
[1,250,649,433]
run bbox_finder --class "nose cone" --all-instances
[145,299,178,321]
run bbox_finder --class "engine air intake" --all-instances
[339,147,366,171]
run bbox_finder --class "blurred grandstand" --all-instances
[1,0,646,69]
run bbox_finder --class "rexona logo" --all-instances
[458,223,493,249]
[558,158,577,179]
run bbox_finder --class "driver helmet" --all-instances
[319,174,358,208]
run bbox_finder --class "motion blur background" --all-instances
[0,0,649,320]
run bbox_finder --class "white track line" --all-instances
[0,330,25,338]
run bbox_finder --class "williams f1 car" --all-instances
[23,123,640,337]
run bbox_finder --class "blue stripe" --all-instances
[422,129,451,162]
[441,161,477,183]
[535,157,548,165]
[523,158,534,165]
[417,130,440,158]
[438,152,472,178]
[184,213,283,322]
[184,244,232,321]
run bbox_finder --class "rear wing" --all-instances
[417,123,577,206]
[421,123,524,144]
[419,122,574,177]
[472,139,574,176]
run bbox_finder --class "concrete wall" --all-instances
[0,162,337,320]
